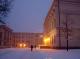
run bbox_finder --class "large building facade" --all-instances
[0,25,43,48]
[12,32,43,47]
[44,0,80,48]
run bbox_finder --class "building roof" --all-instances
[0,25,12,31]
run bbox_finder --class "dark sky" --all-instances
[7,0,52,32]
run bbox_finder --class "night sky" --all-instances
[7,0,52,32]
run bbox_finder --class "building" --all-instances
[44,0,80,48]
[0,25,43,48]
[0,25,12,48]
[12,32,43,48]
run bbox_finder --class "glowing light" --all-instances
[23,44,26,47]
[43,37,50,46]
[19,44,22,48]
[19,43,27,48]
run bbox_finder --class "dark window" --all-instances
[0,32,2,39]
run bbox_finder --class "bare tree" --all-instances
[0,0,13,24]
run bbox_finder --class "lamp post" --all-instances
[58,0,61,48]
[65,14,68,51]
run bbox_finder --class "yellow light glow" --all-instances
[19,43,26,48]
[43,37,50,46]
[19,44,22,48]
[23,44,26,47]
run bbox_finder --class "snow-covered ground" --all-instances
[0,48,80,59]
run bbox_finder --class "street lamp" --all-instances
[19,43,27,48]
[65,14,69,51]
[19,43,22,48]
[58,0,61,48]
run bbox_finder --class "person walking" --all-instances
[31,45,33,51]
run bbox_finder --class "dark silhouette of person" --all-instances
[31,45,33,51]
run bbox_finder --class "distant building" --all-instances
[0,25,43,48]
[44,0,80,48]
[0,25,12,48]
[12,32,43,47]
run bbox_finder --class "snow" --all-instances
[0,48,80,59]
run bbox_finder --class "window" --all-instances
[0,32,2,39]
